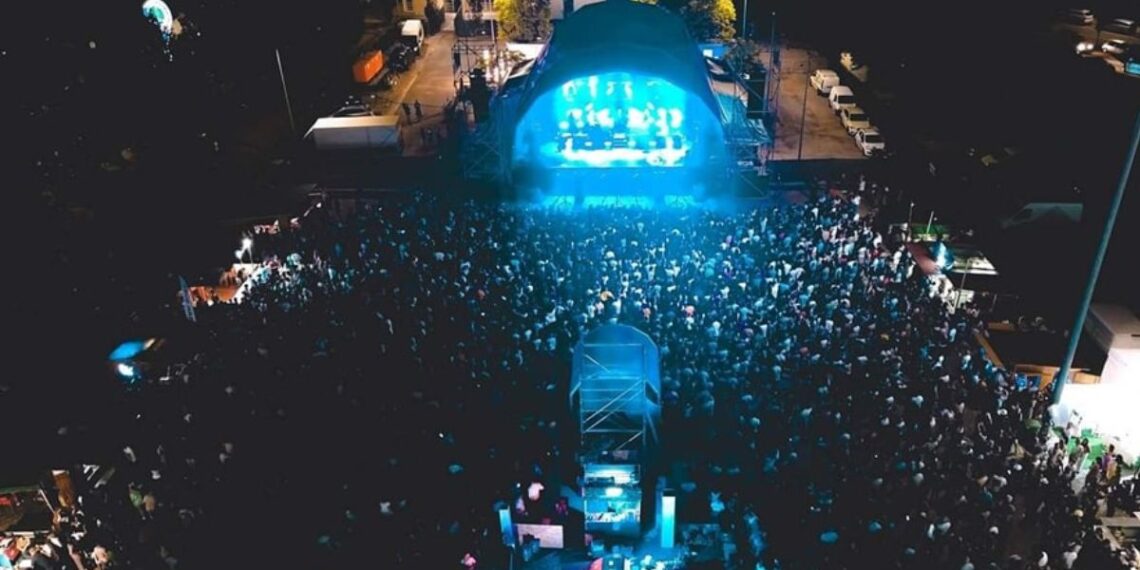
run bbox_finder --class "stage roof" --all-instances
[511,0,723,125]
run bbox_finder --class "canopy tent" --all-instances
[509,0,724,128]
[502,0,729,180]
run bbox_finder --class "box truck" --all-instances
[306,116,402,152]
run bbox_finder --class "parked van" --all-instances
[809,69,840,95]
[400,19,425,53]
[828,86,856,114]
[853,128,885,157]
[840,106,872,134]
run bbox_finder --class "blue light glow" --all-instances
[109,340,148,361]
[515,72,698,169]
[141,0,174,37]
[661,495,676,549]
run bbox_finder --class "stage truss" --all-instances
[571,327,661,464]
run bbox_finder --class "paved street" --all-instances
[768,48,868,161]
[1053,22,1140,77]
[372,32,459,157]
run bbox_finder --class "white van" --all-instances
[854,128,885,156]
[828,86,856,114]
[400,19,425,53]
[809,69,840,95]
[840,106,872,134]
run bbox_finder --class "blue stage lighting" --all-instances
[516,72,698,169]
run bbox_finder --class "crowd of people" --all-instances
[13,186,1137,570]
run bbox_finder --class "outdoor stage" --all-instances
[474,1,755,198]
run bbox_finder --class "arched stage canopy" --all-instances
[512,0,724,129]
[502,0,728,180]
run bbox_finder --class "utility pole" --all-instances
[907,201,915,240]
[1053,111,1140,404]
[740,0,748,39]
[797,53,810,160]
[762,11,776,115]
[276,48,296,135]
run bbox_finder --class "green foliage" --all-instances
[725,38,761,71]
[680,0,736,41]
[493,0,552,42]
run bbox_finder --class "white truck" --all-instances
[828,85,857,114]
[853,128,885,156]
[401,19,425,53]
[840,106,872,134]
[305,115,403,152]
[809,69,840,94]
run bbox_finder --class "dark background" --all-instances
[4,0,1139,462]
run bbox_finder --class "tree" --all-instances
[493,0,552,42]
[680,0,735,41]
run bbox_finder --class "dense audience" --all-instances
[9,188,1136,570]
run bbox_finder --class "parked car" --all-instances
[1101,39,1129,55]
[840,107,872,135]
[387,44,415,73]
[1100,18,1137,35]
[332,104,373,117]
[828,85,857,114]
[810,69,840,95]
[1061,8,1096,25]
[854,128,885,157]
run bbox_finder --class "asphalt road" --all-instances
[367,32,459,157]
[1053,21,1140,76]
[768,48,869,161]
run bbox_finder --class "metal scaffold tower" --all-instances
[571,326,661,464]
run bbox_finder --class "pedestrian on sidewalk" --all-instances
[402,102,411,122]
[426,128,434,146]
[414,100,423,122]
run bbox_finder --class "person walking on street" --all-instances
[402,102,412,122]
[414,100,423,122]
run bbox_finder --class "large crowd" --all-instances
[7,187,1137,570]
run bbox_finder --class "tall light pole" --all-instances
[907,201,915,240]
[925,211,936,236]
[762,11,776,115]
[276,48,297,136]
[1053,111,1140,404]
[740,0,748,39]
[797,53,811,160]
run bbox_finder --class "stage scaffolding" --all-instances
[571,325,662,539]
[571,325,661,466]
